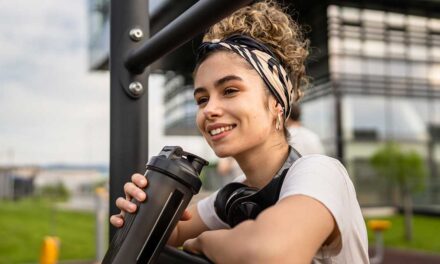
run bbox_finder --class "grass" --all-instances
[2,198,440,263]
[0,198,97,264]
[366,215,440,254]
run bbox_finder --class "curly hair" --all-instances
[202,0,309,101]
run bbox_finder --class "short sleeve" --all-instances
[197,190,230,230]
[197,174,246,230]
[279,155,353,256]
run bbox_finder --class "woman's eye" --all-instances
[196,97,208,106]
[224,87,238,96]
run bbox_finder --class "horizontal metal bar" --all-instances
[125,0,254,74]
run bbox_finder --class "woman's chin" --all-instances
[213,148,235,158]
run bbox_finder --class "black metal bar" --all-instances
[125,0,254,74]
[110,0,150,239]
[332,79,344,164]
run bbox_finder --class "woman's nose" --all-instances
[203,97,223,119]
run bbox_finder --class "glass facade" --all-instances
[328,5,440,97]
[301,95,337,156]
[303,4,440,206]
[163,73,199,135]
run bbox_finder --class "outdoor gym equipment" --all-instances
[368,219,392,264]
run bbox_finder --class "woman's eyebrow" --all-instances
[193,87,206,97]
[214,75,242,87]
[193,75,243,97]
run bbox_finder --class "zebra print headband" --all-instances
[196,34,295,120]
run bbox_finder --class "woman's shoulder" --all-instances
[292,154,345,172]
[285,154,352,189]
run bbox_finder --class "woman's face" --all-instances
[194,51,278,158]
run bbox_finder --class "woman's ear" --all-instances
[275,103,283,115]
[268,96,281,115]
[271,101,283,117]
[274,103,284,131]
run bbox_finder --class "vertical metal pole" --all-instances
[110,0,149,239]
[332,79,344,163]
[95,188,108,261]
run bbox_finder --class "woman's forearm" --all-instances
[185,196,330,264]
[186,221,262,264]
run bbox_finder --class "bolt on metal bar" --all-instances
[124,0,254,74]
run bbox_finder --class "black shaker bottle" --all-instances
[102,146,209,264]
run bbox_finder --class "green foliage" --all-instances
[0,199,96,264]
[38,182,70,202]
[369,142,427,193]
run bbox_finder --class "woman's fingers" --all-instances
[111,173,149,228]
[124,181,147,202]
[181,209,192,221]
[132,173,148,188]
[116,197,138,213]
[110,214,124,228]
[183,237,203,255]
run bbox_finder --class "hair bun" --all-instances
[203,0,309,101]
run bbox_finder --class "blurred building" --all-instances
[0,166,38,200]
[89,0,440,208]
[296,0,440,209]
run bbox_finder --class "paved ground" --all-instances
[371,248,440,264]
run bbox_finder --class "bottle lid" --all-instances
[146,146,209,194]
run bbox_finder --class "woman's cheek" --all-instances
[195,113,204,134]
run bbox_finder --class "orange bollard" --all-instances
[39,236,60,264]
[368,219,392,232]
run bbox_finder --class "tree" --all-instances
[369,142,427,241]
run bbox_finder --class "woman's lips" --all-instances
[206,124,237,140]
[209,125,234,136]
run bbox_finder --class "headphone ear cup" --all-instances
[214,182,248,223]
[226,188,261,227]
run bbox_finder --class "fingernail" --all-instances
[140,178,147,185]
[137,191,146,200]
[129,203,137,212]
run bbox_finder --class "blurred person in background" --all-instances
[216,157,243,186]
[287,103,325,155]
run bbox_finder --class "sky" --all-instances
[0,0,110,165]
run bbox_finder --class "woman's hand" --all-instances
[109,173,192,228]
[183,236,203,255]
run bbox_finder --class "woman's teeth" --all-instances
[209,125,234,136]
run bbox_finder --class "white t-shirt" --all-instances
[197,155,369,263]
[288,125,325,155]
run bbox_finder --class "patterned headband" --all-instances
[196,34,296,120]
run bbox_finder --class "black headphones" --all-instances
[214,148,301,227]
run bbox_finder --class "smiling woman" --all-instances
[110,1,370,263]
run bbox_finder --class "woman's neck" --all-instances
[234,140,289,189]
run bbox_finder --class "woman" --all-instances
[110,1,369,263]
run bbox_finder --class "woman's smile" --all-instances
[207,123,236,136]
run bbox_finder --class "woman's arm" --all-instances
[184,194,336,264]
[168,203,210,247]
